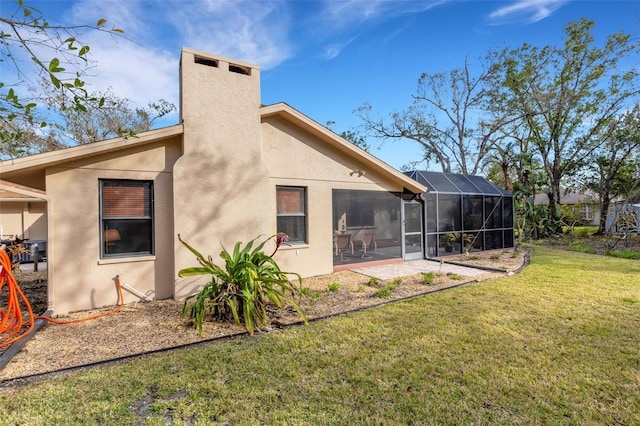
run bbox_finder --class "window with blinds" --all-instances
[100,180,153,258]
[276,186,307,243]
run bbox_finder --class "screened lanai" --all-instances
[406,171,515,257]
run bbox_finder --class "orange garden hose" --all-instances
[0,249,125,349]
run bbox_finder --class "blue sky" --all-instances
[3,0,639,169]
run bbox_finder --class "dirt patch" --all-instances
[0,269,48,316]
[1,249,528,381]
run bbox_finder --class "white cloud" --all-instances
[321,0,448,29]
[68,0,150,39]
[162,0,293,69]
[488,0,569,25]
[36,0,296,118]
[83,39,177,109]
[316,0,448,60]
[55,0,179,114]
[322,36,358,60]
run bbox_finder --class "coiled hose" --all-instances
[0,249,124,349]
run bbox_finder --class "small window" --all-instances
[276,186,307,243]
[100,180,153,258]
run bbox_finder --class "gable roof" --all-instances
[0,125,184,177]
[1,105,426,195]
[261,103,427,194]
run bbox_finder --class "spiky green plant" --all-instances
[374,283,398,297]
[421,271,436,284]
[368,277,381,287]
[178,234,307,336]
[327,282,341,292]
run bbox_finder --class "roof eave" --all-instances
[0,124,184,175]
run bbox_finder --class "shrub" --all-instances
[421,272,436,285]
[178,234,307,336]
[368,277,382,287]
[300,287,311,297]
[327,282,341,292]
[374,288,391,297]
[572,226,594,237]
[374,283,397,298]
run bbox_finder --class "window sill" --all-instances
[278,243,309,251]
[98,255,156,265]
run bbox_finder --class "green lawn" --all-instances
[1,246,639,425]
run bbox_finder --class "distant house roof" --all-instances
[405,171,511,196]
[0,180,46,201]
[534,190,599,205]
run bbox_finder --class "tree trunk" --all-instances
[597,194,612,235]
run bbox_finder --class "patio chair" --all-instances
[356,232,377,258]
[334,233,354,260]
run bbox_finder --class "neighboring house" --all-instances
[0,181,47,242]
[534,190,603,226]
[0,48,427,315]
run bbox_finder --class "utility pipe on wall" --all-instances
[121,282,154,302]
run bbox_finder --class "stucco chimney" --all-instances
[173,48,270,298]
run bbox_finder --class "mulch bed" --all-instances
[0,247,546,383]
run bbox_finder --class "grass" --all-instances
[605,249,640,260]
[568,243,597,254]
[1,247,639,424]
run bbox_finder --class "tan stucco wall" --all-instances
[0,201,46,240]
[173,49,271,299]
[2,48,424,315]
[261,116,405,278]
[45,138,182,314]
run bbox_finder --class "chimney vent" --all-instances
[194,55,219,68]
[229,63,251,76]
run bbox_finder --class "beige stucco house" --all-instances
[0,48,427,315]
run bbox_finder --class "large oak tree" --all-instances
[489,18,640,226]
